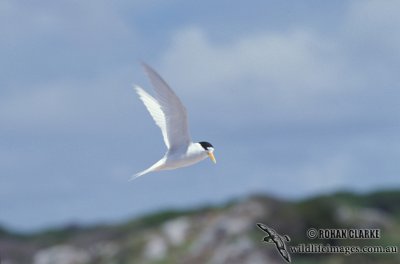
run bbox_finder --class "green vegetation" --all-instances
[1,189,399,264]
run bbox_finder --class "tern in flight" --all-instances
[131,63,216,180]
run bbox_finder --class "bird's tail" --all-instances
[129,168,152,181]
[129,159,164,181]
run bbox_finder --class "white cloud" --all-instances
[0,66,136,131]
[160,26,340,95]
[154,26,358,128]
[148,0,400,197]
[0,0,137,87]
[152,0,400,129]
[0,84,70,125]
[346,0,400,51]
[1,1,134,45]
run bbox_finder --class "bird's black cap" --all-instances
[199,141,214,150]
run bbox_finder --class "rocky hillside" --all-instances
[1,190,399,264]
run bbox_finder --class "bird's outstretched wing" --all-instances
[136,63,191,149]
[135,86,169,148]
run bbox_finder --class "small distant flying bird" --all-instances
[131,63,216,180]
[257,223,291,263]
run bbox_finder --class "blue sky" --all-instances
[1,0,399,231]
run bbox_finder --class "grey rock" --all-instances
[162,217,190,246]
[143,234,167,261]
[33,245,90,264]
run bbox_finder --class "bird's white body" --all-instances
[137,143,208,177]
[163,143,209,169]
[131,63,216,180]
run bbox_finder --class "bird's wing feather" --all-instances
[135,85,170,148]
[142,63,191,149]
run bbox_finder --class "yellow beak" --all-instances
[207,152,217,164]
